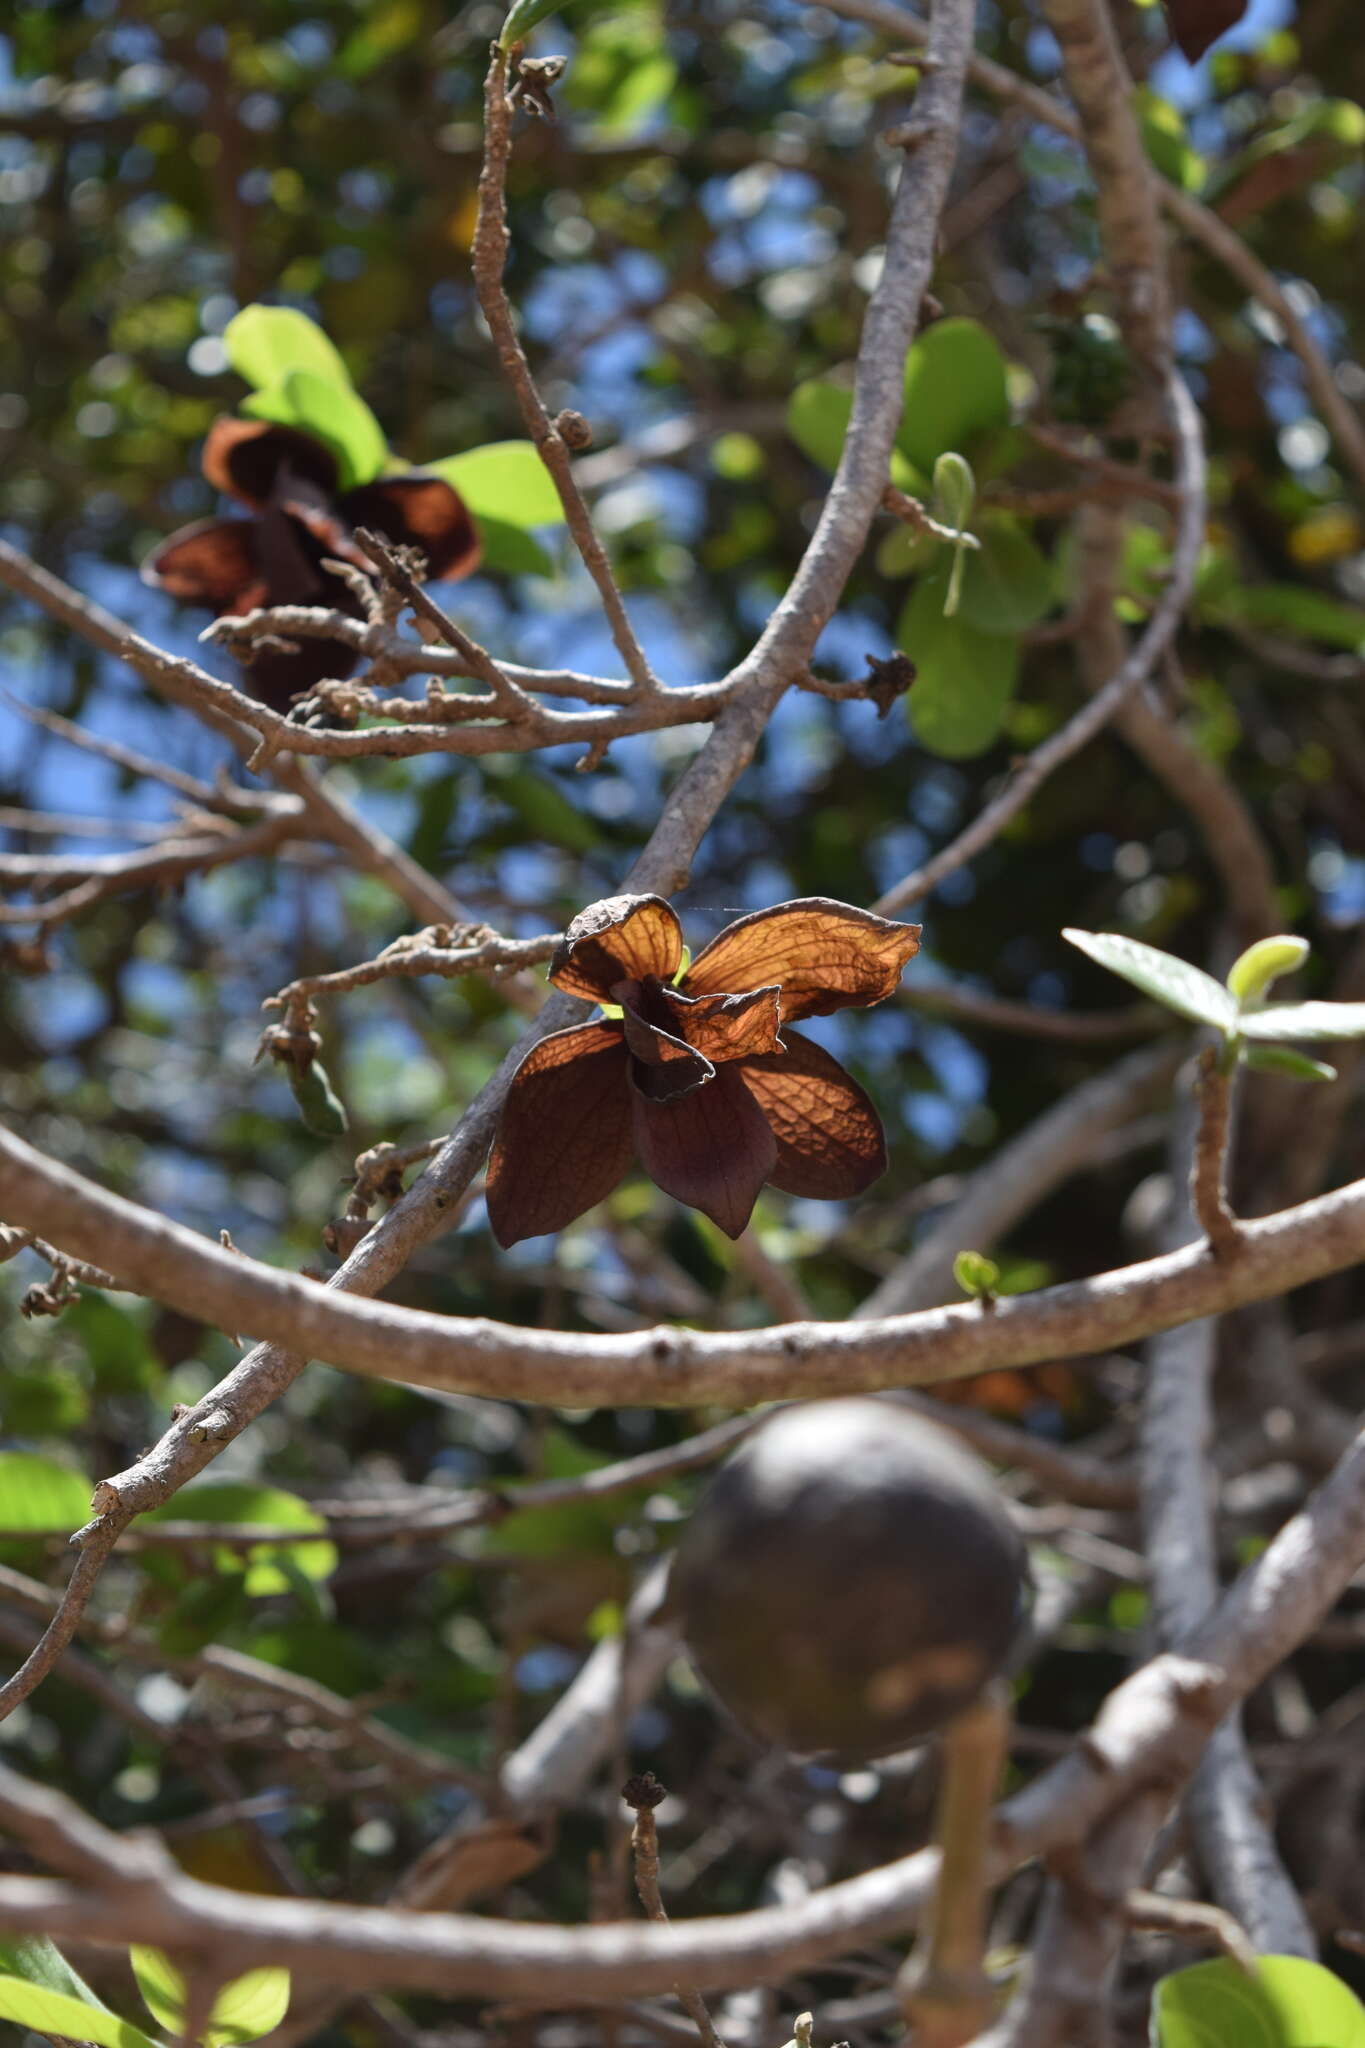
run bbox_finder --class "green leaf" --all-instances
[471,514,556,577]
[898,318,1010,474]
[0,1451,92,1532]
[243,369,387,490]
[898,574,1020,758]
[133,1948,292,2048]
[1243,1044,1338,1084]
[1062,931,1239,1032]
[141,1482,338,1596]
[0,1935,110,2013]
[1215,583,1365,653]
[948,515,1054,635]
[429,441,565,528]
[1227,935,1310,1006]
[1152,1955,1365,2048]
[1240,1001,1365,1043]
[500,0,573,50]
[286,1058,350,1137]
[932,451,976,533]
[1134,87,1206,192]
[223,306,352,396]
[954,1249,1000,1299]
[564,6,678,137]
[0,1975,160,2048]
[485,762,602,853]
[786,378,853,474]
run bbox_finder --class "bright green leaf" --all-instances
[1227,935,1311,1006]
[0,1975,159,2048]
[899,575,1020,758]
[0,1451,92,1532]
[133,1948,291,2048]
[899,318,1010,474]
[932,451,976,533]
[786,379,853,474]
[141,1482,337,1596]
[223,306,352,396]
[1152,1955,1365,2048]
[429,442,565,528]
[954,1249,1000,1298]
[1062,931,1239,1032]
[0,1936,109,2013]
[1243,1044,1338,1083]
[243,369,387,490]
[1240,1001,1365,1042]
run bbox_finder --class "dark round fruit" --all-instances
[671,1399,1029,1761]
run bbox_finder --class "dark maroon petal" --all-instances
[620,997,714,1103]
[657,983,784,1064]
[632,1065,777,1239]
[141,519,262,609]
[550,895,684,1003]
[202,416,338,510]
[343,476,481,583]
[684,898,921,1022]
[737,1029,887,1199]
[486,1023,632,1247]
[1161,0,1247,61]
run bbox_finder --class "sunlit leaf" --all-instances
[1152,1954,1365,2048]
[1226,935,1310,1005]
[0,1975,159,2048]
[223,306,352,396]
[1240,1001,1365,1042]
[133,1948,291,2047]
[0,1451,93,1532]
[947,516,1054,635]
[1062,931,1238,1031]
[429,442,565,527]
[243,369,387,490]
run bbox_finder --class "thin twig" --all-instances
[472,46,658,694]
[625,1775,728,2048]
[1191,1048,1240,1257]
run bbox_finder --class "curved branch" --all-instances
[5,1120,1365,1410]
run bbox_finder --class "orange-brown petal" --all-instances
[620,997,714,1103]
[550,895,684,1003]
[737,1029,887,1199]
[654,983,785,1064]
[141,518,261,608]
[684,898,921,1022]
[343,476,481,584]
[632,1066,777,1239]
[202,416,338,510]
[486,1023,632,1246]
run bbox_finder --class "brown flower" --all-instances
[487,895,921,1246]
[141,418,479,713]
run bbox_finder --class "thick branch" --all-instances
[5,1121,1365,1410]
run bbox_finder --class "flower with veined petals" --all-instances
[486,895,921,1246]
[142,418,479,713]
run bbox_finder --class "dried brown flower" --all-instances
[487,895,920,1245]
